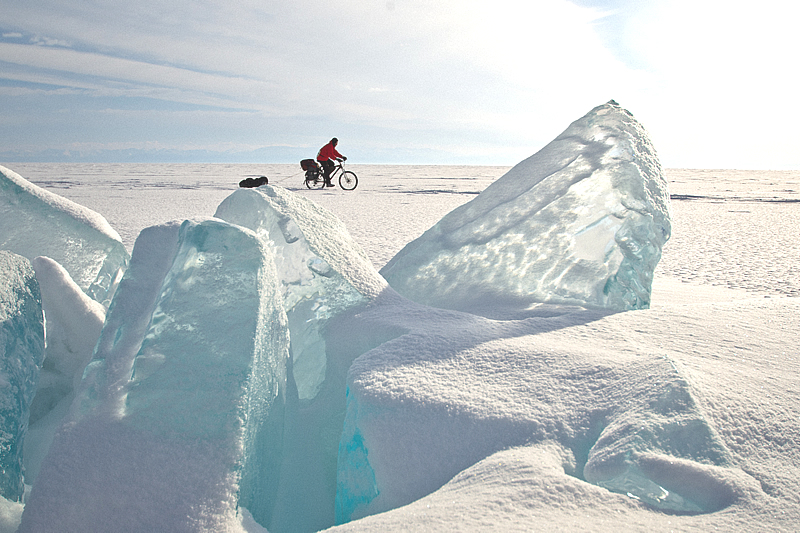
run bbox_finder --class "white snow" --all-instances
[23,256,106,484]
[0,103,798,532]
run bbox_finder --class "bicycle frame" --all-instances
[304,160,358,191]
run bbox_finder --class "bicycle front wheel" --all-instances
[339,171,358,190]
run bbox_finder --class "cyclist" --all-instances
[316,138,347,187]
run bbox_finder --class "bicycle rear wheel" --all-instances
[305,172,324,189]
[339,171,358,190]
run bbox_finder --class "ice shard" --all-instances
[380,101,671,312]
[0,251,44,502]
[19,219,290,532]
[216,186,391,531]
[0,165,129,307]
[215,185,387,402]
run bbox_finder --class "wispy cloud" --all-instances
[0,43,281,110]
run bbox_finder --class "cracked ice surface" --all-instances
[380,101,671,313]
[0,166,129,307]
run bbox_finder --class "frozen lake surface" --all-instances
[10,163,800,298]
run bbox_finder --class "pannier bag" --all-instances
[300,159,319,171]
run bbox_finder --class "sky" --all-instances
[1,0,798,168]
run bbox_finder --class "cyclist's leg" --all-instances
[318,160,329,181]
[320,160,335,186]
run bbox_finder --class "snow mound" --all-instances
[336,293,758,522]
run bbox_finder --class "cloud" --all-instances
[1,0,798,167]
[3,1,628,131]
[0,43,282,110]
[614,0,800,167]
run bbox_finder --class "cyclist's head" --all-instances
[331,137,338,145]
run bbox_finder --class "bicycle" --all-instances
[300,159,358,190]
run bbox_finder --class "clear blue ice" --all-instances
[0,251,44,502]
[381,101,672,312]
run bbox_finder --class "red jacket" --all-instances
[317,142,344,162]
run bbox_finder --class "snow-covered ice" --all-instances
[214,185,387,401]
[214,186,390,531]
[23,256,106,485]
[0,101,798,532]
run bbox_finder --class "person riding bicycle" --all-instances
[317,138,346,187]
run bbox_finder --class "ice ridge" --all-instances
[215,185,392,531]
[215,185,387,402]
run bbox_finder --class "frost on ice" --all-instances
[0,165,129,307]
[0,251,44,503]
[380,100,672,313]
